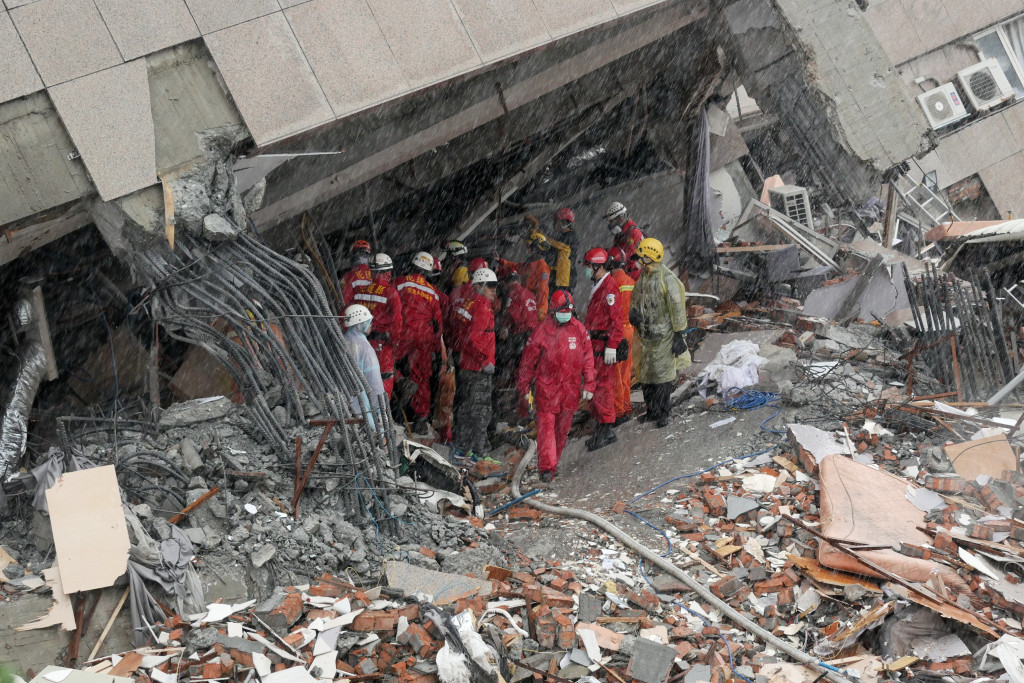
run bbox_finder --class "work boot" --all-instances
[539,470,555,483]
[412,417,430,435]
[614,412,633,427]
[655,415,670,428]
[586,423,617,452]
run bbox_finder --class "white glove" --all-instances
[604,347,617,365]
[482,363,495,375]
[582,391,594,401]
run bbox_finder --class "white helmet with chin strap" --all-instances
[411,251,434,272]
[604,201,626,221]
[472,268,498,285]
[343,304,373,327]
[370,253,393,271]
[604,201,627,234]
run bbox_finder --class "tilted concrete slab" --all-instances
[285,0,410,116]
[94,0,200,61]
[449,0,550,62]
[365,0,482,87]
[10,0,122,86]
[0,10,42,103]
[0,92,92,225]
[204,12,334,145]
[49,59,156,200]
[610,0,668,11]
[183,0,279,33]
[534,0,617,38]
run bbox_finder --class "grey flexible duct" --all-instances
[1,297,49,483]
[510,442,853,683]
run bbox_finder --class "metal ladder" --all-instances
[893,172,960,227]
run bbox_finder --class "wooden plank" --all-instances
[0,206,91,267]
[108,650,144,676]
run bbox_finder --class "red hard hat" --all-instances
[469,257,488,272]
[555,207,575,223]
[608,247,627,265]
[351,239,371,252]
[583,247,609,265]
[550,290,574,312]
[497,263,518,280]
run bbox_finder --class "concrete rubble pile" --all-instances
[7,180,1024,683]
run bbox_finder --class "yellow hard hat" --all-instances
[636,237,664,263]
[527,232,549,251]
[452,265,469,286]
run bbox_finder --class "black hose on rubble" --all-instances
[509,442,854,683]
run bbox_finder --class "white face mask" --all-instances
[609,224,622,236]
[554,311,571,324]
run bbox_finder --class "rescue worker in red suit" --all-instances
[450,268,498,461]
[607,247,636,424]
[494,265,539,422]
[340,240,372,306]
[582,247,624,451]
[444,257,487,339]
[517,291,596,483]
[352,253,403,397]
[493,233,550,320]
[395,252,443,435]
[604,201,645,281]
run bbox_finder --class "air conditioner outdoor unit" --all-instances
[957,59,1014,112]
[768,185,812,230]
[915,82,968,129]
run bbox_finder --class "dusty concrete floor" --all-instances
[548,400,789,507]
[500,395,799,564]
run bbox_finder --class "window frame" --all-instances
[976,16,1024,96]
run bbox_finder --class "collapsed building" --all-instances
[13,1,1024,683]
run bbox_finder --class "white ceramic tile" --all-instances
[286,0,409,115]
[204,13,334,144]
[49,60,156,200]
[10,0,122,85]
[95,0,199,61]
[365,0,481,87]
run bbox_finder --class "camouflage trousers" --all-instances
[454,369,492,456]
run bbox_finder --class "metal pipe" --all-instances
[988,366,1024,406]
[509,444,854,683]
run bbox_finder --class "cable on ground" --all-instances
[508,442,853,683]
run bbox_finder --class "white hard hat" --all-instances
[472,268,498,285]
[412,251,434,272]
[604,201,627,222]
[445,240,468,257]
[370,253,393,270]
[343,304,373,327]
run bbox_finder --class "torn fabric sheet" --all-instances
[698,340,766,396]
[124,505,204,615]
